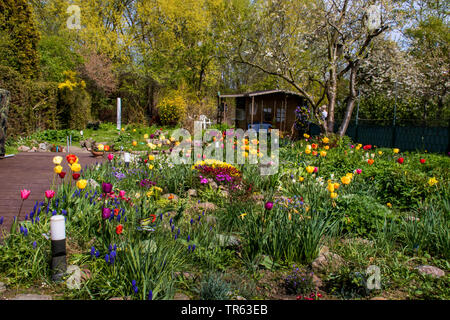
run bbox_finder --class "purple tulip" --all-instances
[102,182,113,194]
[265,201,274,210]
[102,207,112,220]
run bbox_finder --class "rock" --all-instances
[11,294,52,300]
[109,296,131,300]
[415,265,445,278]
[0,281,5,293]
[187,189,198,197]
[312,275,323,289]
[215,234,241,247]
[370,297,387,300]
[205,215,217,225]
[162,193,179,201]
[196,202,218,211]
[30,147,37,152]
[319,246,329,255]
[66,265,82,290]
[236,296,246,300]
[252,194,265,201]
[312,251,345,272]
[38,143,47,150]
[209,181,218,190]
[18,145,30,152]
[174,293,190,300]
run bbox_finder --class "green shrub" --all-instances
[198,273,231,300]
[334,194,396,237]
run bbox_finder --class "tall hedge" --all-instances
[0,65,58,137]
[0,0,41,79]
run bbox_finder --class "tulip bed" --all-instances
[0,130,449,300]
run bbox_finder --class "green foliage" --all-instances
[38,35,83,83]
[0,0,40,78]
[334,194,395,237]
[197,273,231,300]
[0,65,58,137]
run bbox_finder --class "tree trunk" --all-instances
[327,65,338,134]
[0,89,11,157]
[338,62,358,137]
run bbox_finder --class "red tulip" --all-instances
[20,189,31,200]
[420,159,426,164]
[66,154,78,164]
[397,157,404,164]
[116,224,123,235]
[59,171,66,179]
[72,173,80,180]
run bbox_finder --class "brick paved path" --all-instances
[0,152,103,236]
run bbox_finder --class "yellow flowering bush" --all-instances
[157,95,187,125]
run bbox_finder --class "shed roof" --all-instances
[219,89,303,98]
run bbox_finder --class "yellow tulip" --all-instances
[378,151,383,155]
[324,145,329,150]
[322,137,329,144]
[305,149,311,154]
[53,156,62,165]
[132,141,137,146]
[303,133,310,139]
[306,166,314,174]
[148,164,154,170]
[341,176,351,185]
[299,176,304,182]
[330,192,338,199]
[393,148,399,154]
[334,182,340,189]
[306,144,312,150]
[320,151,327,157]
[327,183,335,193]
[157,143,162,148]
[148,155,155,161]
[387,203,392,208]
[54,165,63,174]
[97,144,104,151]
[76,179,87,189]
[70,163,81,172]
[144,134,149,139]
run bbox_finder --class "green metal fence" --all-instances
[310,119,450,154]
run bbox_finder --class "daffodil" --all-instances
[322,137,329,144]
[428,177,438,186]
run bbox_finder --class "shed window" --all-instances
[276,108,285,122]
[264,107,272,122]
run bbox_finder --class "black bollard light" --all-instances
[50,215,67,281]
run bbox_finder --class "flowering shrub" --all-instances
[157,95,186,125]
[284,266,316,295]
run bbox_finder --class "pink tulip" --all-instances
[107,153,114,161]
[313,167,318,173]
[119,190,126,198]
[45,190,55,199]
[356,169,362,174]
[20,189,31,200]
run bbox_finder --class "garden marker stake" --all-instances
[50,215,67,281]
[124,152,130,167]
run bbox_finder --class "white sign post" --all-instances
[117,98,121,130]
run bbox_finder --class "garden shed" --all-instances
[218,89,308,132]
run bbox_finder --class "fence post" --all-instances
[392,97,397,148]
[355,89,360,142]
